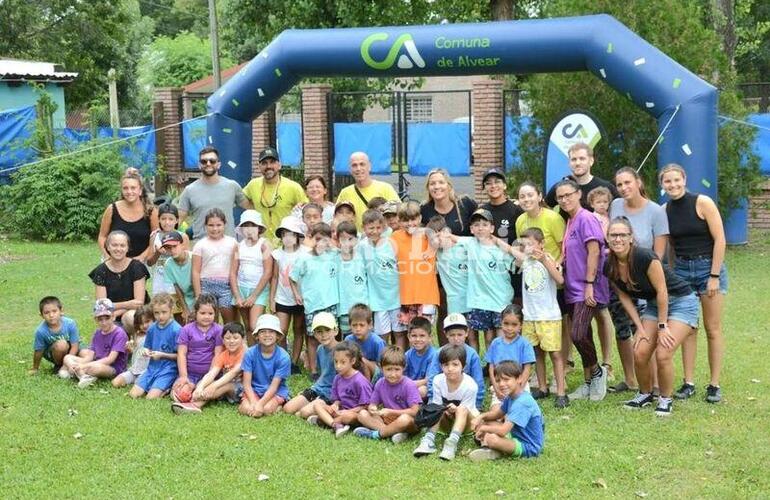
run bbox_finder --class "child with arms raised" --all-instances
[413,344,479,461]
[231,210,273,335]
[113,305,153,388]
[239,314,292,418]
[404,316,437,399]
[344,303,386,381]
[470,360,544,461]
[62,299,128,388]
[308,341,373,438]
[354,346,422,443]
[172,322,246,414]
[29,296,80,377]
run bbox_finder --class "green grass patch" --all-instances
[1,236,769,497]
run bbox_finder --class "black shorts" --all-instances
[301,388,332,405]
[557,288,567,315]
[275,303,304,315]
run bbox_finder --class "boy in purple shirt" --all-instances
[354,346,422,443]
[62,299,128,388]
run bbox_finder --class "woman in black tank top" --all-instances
[97,171,158,261]
[660,164,726,404]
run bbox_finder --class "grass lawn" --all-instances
[1,235,769,498]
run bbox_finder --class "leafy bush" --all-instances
[0,146,124,241]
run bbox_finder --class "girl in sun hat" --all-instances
[231,210,273,338]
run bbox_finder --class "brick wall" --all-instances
[301,84,332,181]
[749,179,770,230]
[153,87,183,182]
[471,79,504,202]
[251,105,276,177]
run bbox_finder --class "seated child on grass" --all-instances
[485,304,535,409]
[308,341,373,438]
[112,305,153,388]
[30,296,80,377]
[354,346,422,443]
[172,322,246,414]
[129,293,182,399]
[62,299,128,388]
[344,303,386,381]
[469,360,544,461]
[238,314,291,418]
[284,312,339,417]
[413,344,479,461]
[404,316,437,399]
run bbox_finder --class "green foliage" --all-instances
[138,0,210,38]
[30,84,58,158]
[0,148,124,241]
[735,0,770,81]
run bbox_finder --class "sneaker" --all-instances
[609,381,638,393]
[57,367,72,379]
[171,402,201,415]
[705,385,722,403]
[568,383,591,401]
[531,388,550,400]
[413,436,437,457]
[623,392,654,410]
[589,365,608,401]
[306,415,320,427]
[334,424,350,438]
[674,382,696,400]
[353,427,376,439]
[439,440,458,461]
[391,432,409,444]
[554,395,570,409]
[290,363,302,375]
[77,374,97,388]
[469,447,502,462]
[655,398,673,417]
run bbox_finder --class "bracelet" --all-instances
[583,279,595,284]
[709,273,720,278]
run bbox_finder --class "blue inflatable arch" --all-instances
[207,14,718,198]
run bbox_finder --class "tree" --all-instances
[137,0,210,38]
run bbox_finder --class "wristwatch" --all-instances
[657,322,667,330]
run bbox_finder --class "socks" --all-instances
[591,366,603,379]
[424,431,436,444]
[658,396,673,405]
[446,431,461,445]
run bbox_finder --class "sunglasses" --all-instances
[199,158,218,165]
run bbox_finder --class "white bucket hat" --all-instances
[275,215,305,239]
[253,314,284,336]
[238,209,266,229]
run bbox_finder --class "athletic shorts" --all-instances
[337,314,351,337]
[200,278,233,309]
[374,308,407,336]
[468,309,502,332]
[674,257,728,296]
[226,381,245,404]
[300,387,333,405]
[136,367,176,392]
[398,304,437,327]
[305,305,337,336]
[234,283,269,307]
[608,293,647,341]
[523,320,562,351]
[275,302,304,315]
[244,392,286,405]
[42,340,71,363]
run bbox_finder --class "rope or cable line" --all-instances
[718,114,770,132]
[0,113,211,175]
[636,104,680,173]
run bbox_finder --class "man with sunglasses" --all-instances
[178,146,252,240]
[243,147,307,238]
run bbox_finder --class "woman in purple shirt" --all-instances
[555,180,610,402]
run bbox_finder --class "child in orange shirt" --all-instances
[391,201,439,351]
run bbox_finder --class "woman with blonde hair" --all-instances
[419,168,476,236]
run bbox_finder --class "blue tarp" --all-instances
[748,114,770,175]
[407,122,470,176]
[334,122,392,175]
[182,118,207,169]
[505,115,534,170]
[0,106,36,170]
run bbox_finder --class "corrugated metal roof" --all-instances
[0,59,78,82]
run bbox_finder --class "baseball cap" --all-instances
[93,298,115,318]
[275,216,305,239]
[160,231,184,247]
[470,208,493,223]
[254,314,284,336]
[334,200,356,214]
[380,200,400,215]
[482,168,506,184]
[443,313,468,330]
[258,147,280,163]
[238,209,267,230]
[311,312,337,332]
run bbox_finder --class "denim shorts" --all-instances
[200,278,233,309]
[674,257,728,296]
[641,292,700,329]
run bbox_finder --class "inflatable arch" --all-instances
[207,14,718,198]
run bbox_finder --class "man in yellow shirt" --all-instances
[242,148,307,239]
[335,151,399,228]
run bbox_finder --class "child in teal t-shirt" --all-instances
[358,209,400,339]
[335,220,368,336]
[164,238,194,322]
[427,216,470,315]
[289,222,339,324]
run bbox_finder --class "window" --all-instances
[405,96,433,123]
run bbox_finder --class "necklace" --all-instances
[259,175,281,209]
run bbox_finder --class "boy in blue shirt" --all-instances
[404,316,437,399]
[485,304,535,409]
[335,220,367,337]
[129,295,181,399]
[470,360,545,460]
[344,303,386,381]
[30,296,80,377]
[425,313,485,408]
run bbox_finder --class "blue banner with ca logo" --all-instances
[543,110,604,190]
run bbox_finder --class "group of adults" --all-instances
[93,141,727,409]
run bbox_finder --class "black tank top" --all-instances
[666,192,713,259]
[110,202,151,258]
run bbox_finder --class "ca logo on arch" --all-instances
[361,32,426,70]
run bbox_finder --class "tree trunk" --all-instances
[491,0,513,21]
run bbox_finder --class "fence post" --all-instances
[251,104,277,178]
[472,79,504,202]
[153,87,183,186]
[301,84,333,182]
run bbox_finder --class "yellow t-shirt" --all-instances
[243,176,307,238]
[515,207,566,261]
[336,180,399,228]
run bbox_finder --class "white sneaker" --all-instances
[469,447,502,462]
[413,436,437,457]
[77,374,97,388]
[306,415,320,427]
[334,424,350,438]
[568,382,590,400]
[391,432,409,444]
[58,367,71,379]
[439,440,458,461]
[589,365,608,401]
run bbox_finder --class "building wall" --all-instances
[0,83,67,128]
